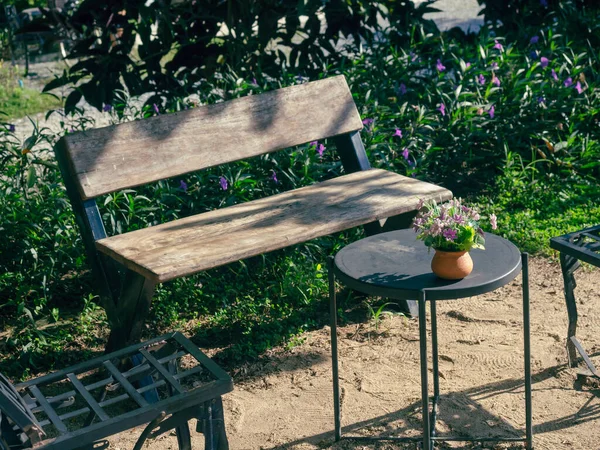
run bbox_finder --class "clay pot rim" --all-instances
[432,248,470,254]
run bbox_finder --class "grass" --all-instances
[0,85,62,120]
[0,62,62,120]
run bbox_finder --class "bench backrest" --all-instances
[57,75,363,200]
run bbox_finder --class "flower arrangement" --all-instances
[412,198,497,252]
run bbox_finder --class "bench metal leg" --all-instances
[133,413,166,450]
[197,398,229,450]
[559,253,580,367]
[106,270,156,352]
[168,360,192,450]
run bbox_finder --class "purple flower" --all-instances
[453,214,465,225]
[492,75,501,87]
[153,103,160,114]
[271,170,279,183]
[493,40,503,52]
[430,219,443,237]
[219,176,228,191]
[393,128,402,138]
[540,0,548,6]
[541,57,549,68]
[551,69,559,81]
[402,148,409,160]
[436,59,446,72]
[309,141,318,147]
[491,62,499,70]
[362,118,374,126]
[564,77,573,88]
[537,96,545,104]
[412,217,424,232]
[478,74,486,85]
[465,62,471,68]
[575,81,583,94]
[252,77,257,85]
[316,143,325,157]
[438,103,446,117]
[530,36,539,45]
[490,213,498,230]
[179,180,188,192]
[8,124,15,133]
[443,228,458,241]
[410,51,417,62]
[530,51,538,60]
[489,105,495,119]
[103,104,112,112]
[399,83,407,95]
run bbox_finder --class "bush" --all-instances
[41,0,439,113]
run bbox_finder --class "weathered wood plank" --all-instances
[96,169,452,282]
[60,75,363,200]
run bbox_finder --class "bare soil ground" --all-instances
[103,257,600,450]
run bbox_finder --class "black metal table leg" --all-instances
[430,299,440,438]
[329,256,342,441]
[522,253,533,450]
[418,291,432,450]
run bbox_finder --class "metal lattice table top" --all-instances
[334,229,522,301]
[1,332,232,450]
[550,224,600,268]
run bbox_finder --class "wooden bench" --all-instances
[54,75,452,352]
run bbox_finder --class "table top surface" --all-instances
[334,229,522,300]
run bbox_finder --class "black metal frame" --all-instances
[550,225,600,375]
[328,254,533,450]
[0,332,232,450]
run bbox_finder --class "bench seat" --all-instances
[96,168,451,283]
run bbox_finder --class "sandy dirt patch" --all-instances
[105,257,599,450]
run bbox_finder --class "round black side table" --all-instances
[328,229,533,450]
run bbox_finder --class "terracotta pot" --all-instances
[431,249,473,280]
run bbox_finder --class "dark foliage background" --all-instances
[41,0,439,113]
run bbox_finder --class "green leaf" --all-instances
[26,166,37,188]
[65,90,83,114]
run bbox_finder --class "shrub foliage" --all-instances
[42,0,438,113]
